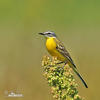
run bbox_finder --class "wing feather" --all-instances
[54,38,76,68]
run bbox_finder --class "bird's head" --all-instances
[39,31,57,38]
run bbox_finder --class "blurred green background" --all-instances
[0,0,100,100]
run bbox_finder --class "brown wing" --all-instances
[54,38,76,68]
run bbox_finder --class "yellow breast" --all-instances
[46,37,66,61]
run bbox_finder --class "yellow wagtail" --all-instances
[39,31,88,88]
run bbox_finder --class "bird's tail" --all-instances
[70,64,88,88]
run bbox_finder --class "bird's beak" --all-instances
[38,32,45,35]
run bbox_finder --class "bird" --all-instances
[39,31,88,88]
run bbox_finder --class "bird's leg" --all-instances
[56,61,64,65]
[54,61,64,70]
[58,62,67,70]
[62,62,67,68]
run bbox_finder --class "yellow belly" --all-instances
[46,37,66,61]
